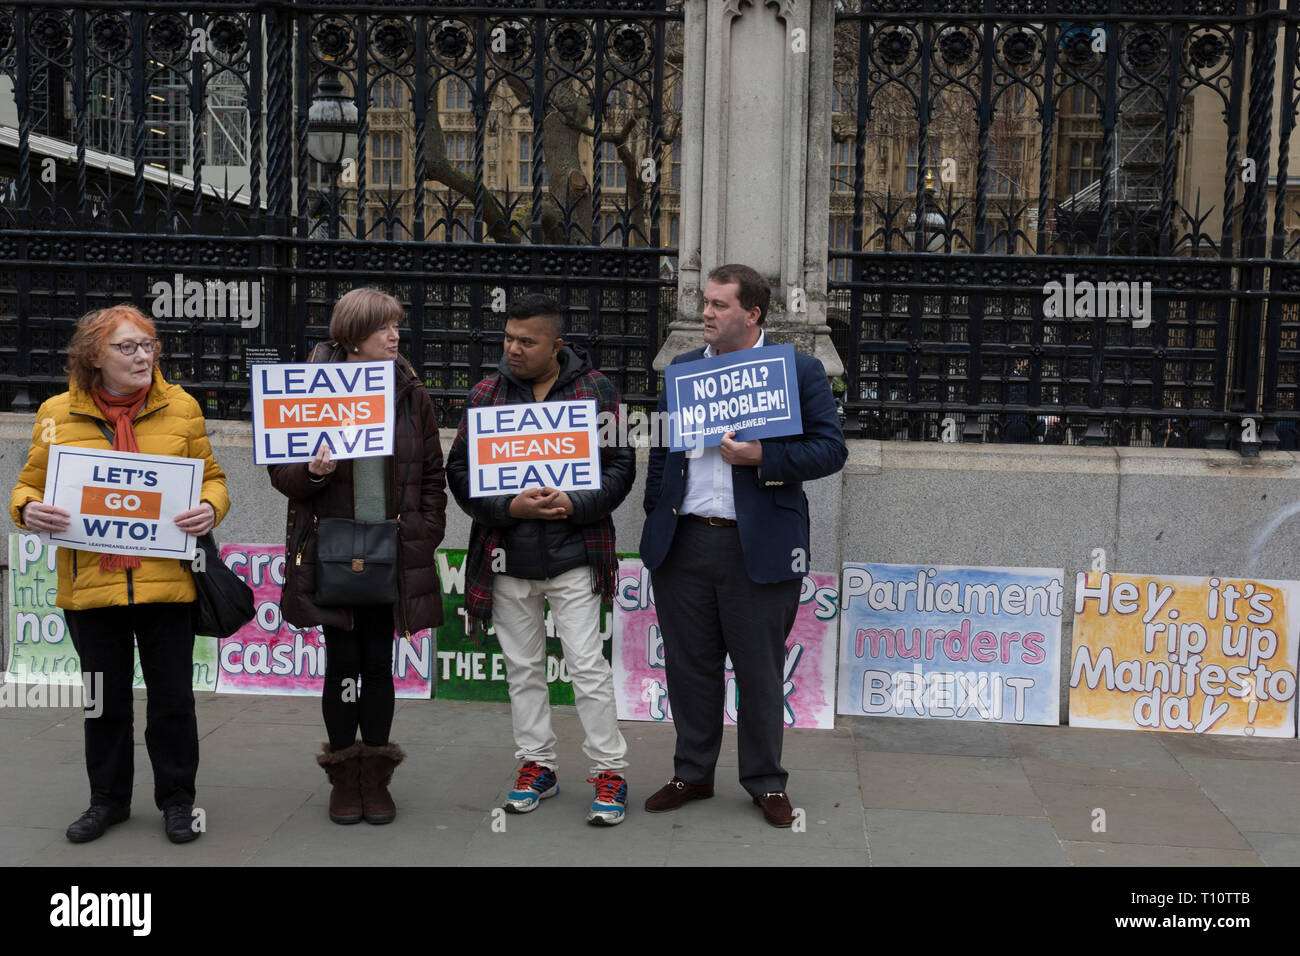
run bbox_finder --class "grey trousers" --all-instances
[650,519,801,797]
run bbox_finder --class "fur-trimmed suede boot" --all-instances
[358,742,405,825]
[316,742,364,824]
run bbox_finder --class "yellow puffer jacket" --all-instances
[9,368,232,610]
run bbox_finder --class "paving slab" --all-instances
[4,687,1300,867]
[715,725,860,772]
[1241,831,1300,866]
[249,806,487,867]
[1007,723,1187,769]
[394,699,517,748]
[1031,781,1252,849]
[225,696,327,726]
[0,825,63,866]
[300,742,520,813]
[1154,731,1300,763]
[1174,757,1300,833]
[1061,841,1264,867]
[859,751,1044,816]
[865,809,1068,866]
[666,837,870,867]
[627,769,867,849]
[27,784,313,867]
[844,715,1014,757]
[460,821,672,866]
[0,741,121,829]
[191,722,328,791]
[1009,725,1197,789]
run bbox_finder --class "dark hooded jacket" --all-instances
[268,342,447,635]
[447,345,635,581]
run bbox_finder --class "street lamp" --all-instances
[907,167,947,253]
[307,70,358,238]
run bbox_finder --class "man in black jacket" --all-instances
[447,294,636,825]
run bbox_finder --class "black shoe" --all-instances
[65,804,130,843]
[163,804,200,844]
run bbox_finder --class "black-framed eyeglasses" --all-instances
[107,339,160,356]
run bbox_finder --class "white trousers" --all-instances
[491,567,628,774]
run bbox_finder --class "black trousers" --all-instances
[65,602,198,811]
[650,520,801,797]
[321,605,395,750]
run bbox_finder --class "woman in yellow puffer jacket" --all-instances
[10,303,230,846]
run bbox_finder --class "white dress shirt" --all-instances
[680,331,768,520]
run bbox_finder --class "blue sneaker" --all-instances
[586,772,628,826]
[504,761,558,814]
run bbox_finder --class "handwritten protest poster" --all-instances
[837,563,1063,724]
[432,549,613,704]
[466,399,601,497]
[6,534,218,690]
[664,344,802,451]
[252,360,395,465]
[1070,572,1300,736]
[214,543,432,698]
[611,558,839,728]
[42,447,202,560]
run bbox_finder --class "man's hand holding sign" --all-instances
[509,488,574,520]
[719,432,762,467]
[466,399,601,499]
[664,343,802,454]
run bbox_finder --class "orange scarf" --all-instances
[91,384,150,573]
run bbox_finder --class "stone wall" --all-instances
[6,414,1300,705]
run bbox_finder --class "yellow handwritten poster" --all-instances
[1070,572,1299,737]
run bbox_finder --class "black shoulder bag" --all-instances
[191,532,257,638]
[312,399,414,607]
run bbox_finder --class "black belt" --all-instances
[684,513,738,527]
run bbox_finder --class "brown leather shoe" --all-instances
[644,777,714,812]
[753,791,795,827]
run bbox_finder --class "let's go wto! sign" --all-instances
[41,447,203,560]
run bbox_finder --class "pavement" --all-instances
[1,688,1299,866]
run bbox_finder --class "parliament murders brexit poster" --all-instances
[837,563,1064,725]
[1070,572,1299,736]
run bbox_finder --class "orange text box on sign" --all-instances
[261,395,386,429]
[476,431,591,466]
[81,486,163,519]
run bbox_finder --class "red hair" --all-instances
[65,304,158,393]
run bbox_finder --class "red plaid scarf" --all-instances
[92,384,149,573]
[459,368,620,640]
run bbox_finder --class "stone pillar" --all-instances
[656,0,843,376]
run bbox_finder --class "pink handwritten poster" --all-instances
[611,558,838,729]
[214,543,432,699]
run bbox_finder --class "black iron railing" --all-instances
[830,0,1300,451]
[0,1,681,424]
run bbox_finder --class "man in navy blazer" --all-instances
[640,263,847,827]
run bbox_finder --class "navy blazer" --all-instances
[640,345,848,583]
